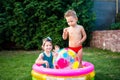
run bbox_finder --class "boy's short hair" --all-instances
[64,10,77,18]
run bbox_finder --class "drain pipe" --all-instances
[116,0,118,15]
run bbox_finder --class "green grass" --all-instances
[0,51,40,80]
[83,48,120,80]
[0,48,120,80]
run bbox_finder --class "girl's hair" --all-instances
[41,37,52,50]
[64,10,77,18]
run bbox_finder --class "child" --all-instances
[35,37,54,68]
[62,10,87,68]
[53,45,60,54]
[52,45,60,61]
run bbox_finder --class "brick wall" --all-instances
[90,30,120,52]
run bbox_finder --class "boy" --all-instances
[62,10,87,68]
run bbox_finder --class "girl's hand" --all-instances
[44,61,49,68]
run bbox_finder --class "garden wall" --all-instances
[90,30,120,52]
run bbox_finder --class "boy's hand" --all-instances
[63,28,68,34]
[62,28,68,40]
[78,41,82,45]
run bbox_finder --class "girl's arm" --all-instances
[35,53,49,67]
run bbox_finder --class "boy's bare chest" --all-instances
[69,29,81,35]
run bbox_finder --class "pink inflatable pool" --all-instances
[31,61,95,80]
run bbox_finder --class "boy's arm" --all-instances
[79,27,87,44]
[62,28,68,40]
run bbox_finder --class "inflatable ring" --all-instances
[31,61,95,80]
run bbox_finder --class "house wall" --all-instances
[90,30,120,52]
[119,0,120,12]
[93,0,116,30]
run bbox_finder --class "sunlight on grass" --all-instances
[0,48,120,80]
[83,48,120,80]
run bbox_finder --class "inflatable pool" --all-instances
[31,61,95,80]
[31,48,95,80]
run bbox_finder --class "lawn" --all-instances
[0,48,120,80]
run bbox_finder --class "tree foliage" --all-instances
[0,0,95,50]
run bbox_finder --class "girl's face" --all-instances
[43,41,53,52]
[65,16,78,27]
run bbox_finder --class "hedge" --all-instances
[0,0,95,50]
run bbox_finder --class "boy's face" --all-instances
[65,16,78,27]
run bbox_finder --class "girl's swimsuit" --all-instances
[69,46,82,53]
[42,52,53,68]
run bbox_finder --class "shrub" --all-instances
[108,13,120,30]
[109,22,120,30]
[0,0,95,50]
[115,13,120,22]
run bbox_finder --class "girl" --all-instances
[35,37,54,68]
